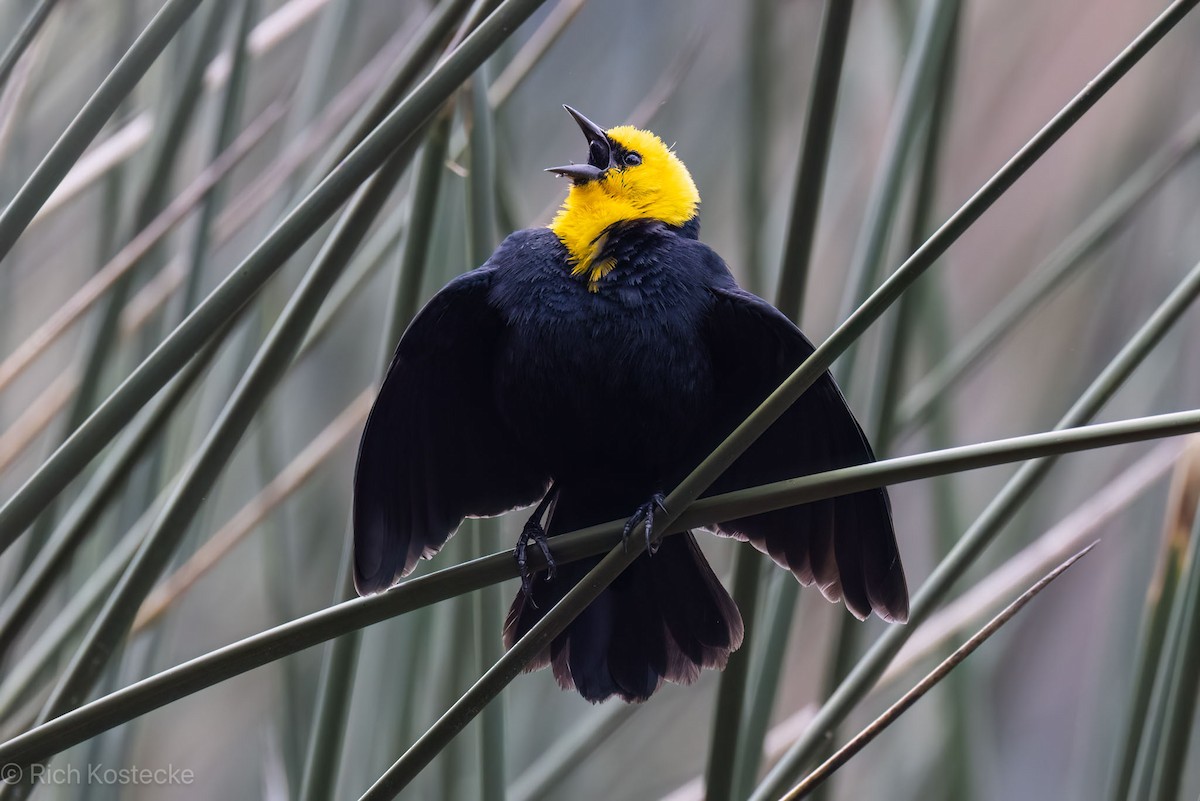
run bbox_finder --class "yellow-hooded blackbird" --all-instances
[353,106,908,703]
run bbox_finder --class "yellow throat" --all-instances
[549,125,700,291]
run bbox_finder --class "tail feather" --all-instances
[608,567,667,698]
[504,531,743,703]
[653,534,744,673]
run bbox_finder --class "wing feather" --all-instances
[353,267,549,594]
[703,286,909,622]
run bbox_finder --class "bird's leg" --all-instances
[622,492,668,555]
[516,483,559,602]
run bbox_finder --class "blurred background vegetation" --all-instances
[0,0,1199,799]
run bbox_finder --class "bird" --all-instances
[352,105,908,703]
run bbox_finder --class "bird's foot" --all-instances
[622,493,668,555]
[515,517,556,603]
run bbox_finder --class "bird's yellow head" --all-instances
[547,106,700,290]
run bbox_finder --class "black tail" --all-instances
[504,531,743,703]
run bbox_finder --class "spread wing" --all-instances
[353,267,549,595]
[702,286,908,622]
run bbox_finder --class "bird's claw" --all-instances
[515,518,556,605]
[622,493,668,555]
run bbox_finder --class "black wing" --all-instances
[353,267,549,595]
[702,286,908,622]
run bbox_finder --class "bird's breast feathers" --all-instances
[483,227,722,451]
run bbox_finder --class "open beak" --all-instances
[545,163,604,183]
[545,105,612,184]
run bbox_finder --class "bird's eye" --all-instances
[624,152,642,167]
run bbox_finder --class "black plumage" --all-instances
[353,110,908,703]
